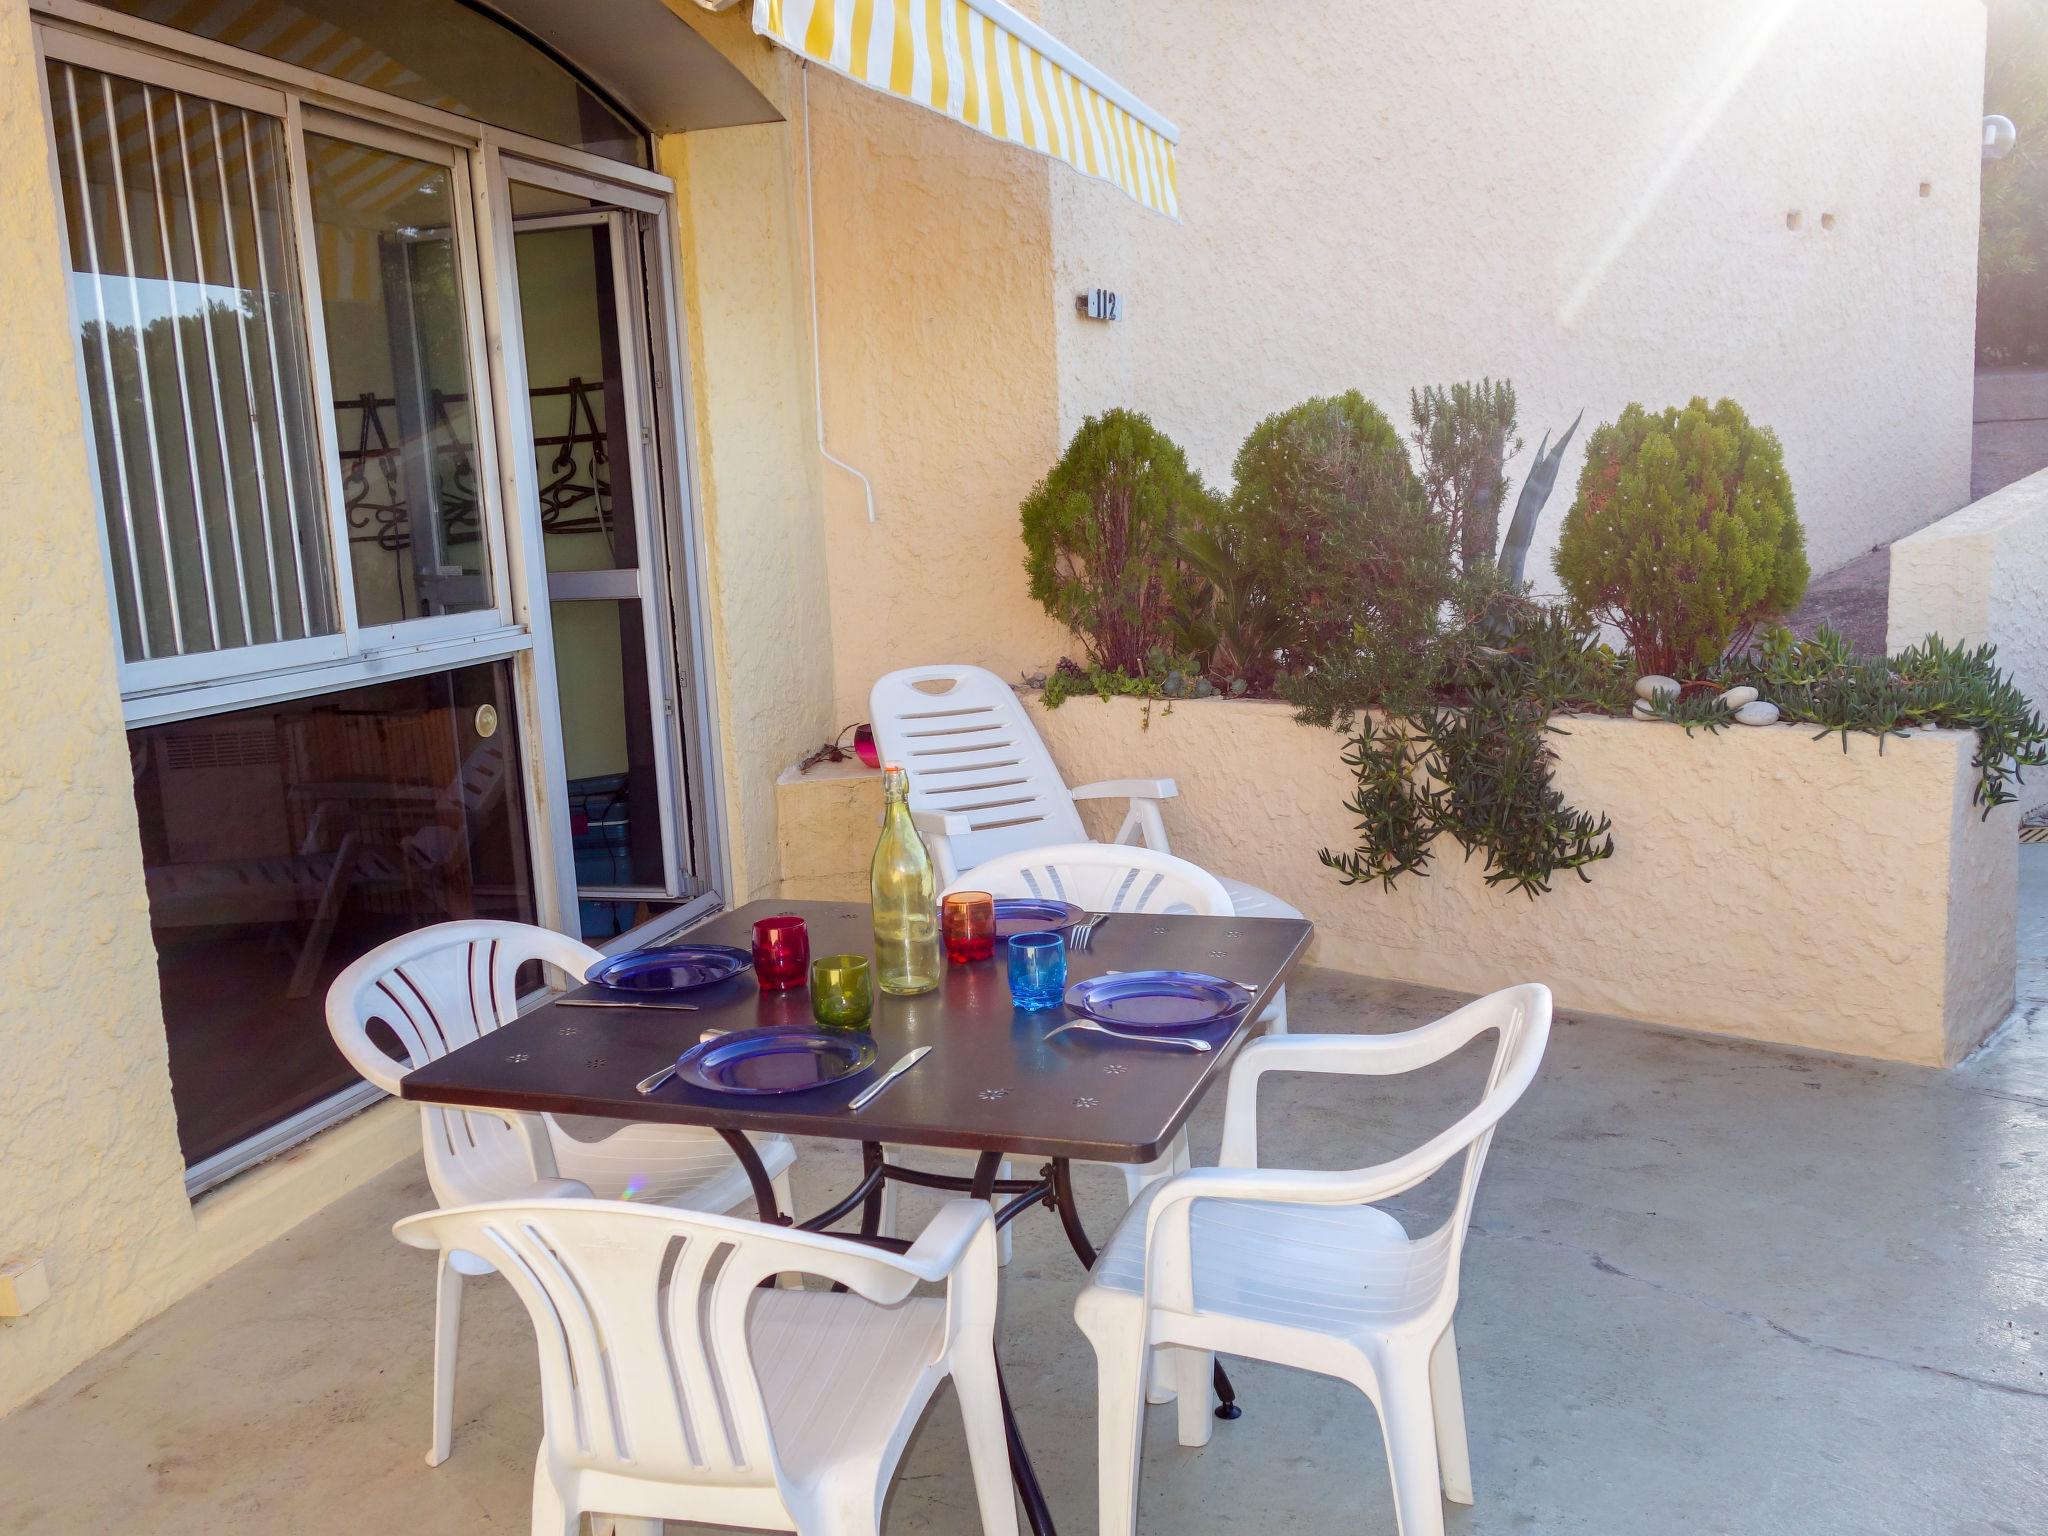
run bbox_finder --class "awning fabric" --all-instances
[752,0,1180,218]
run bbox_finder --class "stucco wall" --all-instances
[657,35,839,900]
[0,0,208,1411]
[800,65,1068,722]
[778,696,2016,1066]
[1042,0,1983,590]
[1886,464,2048,813]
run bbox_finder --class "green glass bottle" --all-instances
[872,763,942,995]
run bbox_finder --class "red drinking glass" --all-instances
[941,890,996,964]
[751,913,811,991]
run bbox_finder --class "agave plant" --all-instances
[1497,410,1582,586]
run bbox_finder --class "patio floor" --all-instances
[6,858,2048,1535]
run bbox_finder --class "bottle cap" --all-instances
[883,761,903,773]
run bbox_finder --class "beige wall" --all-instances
[1043,0,1984,586]
[0,0,232,1411]
[800,64,1069,722]
[655,5,838,903]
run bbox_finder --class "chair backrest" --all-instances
[943,842,1232,916]
[325,920,603,1205]
[869,665,1087,871]
[393,1199,943,1500]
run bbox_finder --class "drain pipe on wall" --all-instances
[801,64,878,522]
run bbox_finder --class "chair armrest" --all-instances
[1069,778,1179,803]
[910,808,976,839]
[895,1199,997,1283]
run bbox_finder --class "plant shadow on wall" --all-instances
[1022,389,2048,899]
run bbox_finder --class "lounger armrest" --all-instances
[910,808,976,839]
[1069,778,1179,803]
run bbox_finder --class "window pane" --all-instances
[556,597,667,900]
[307,133,491,629]
[88,0,649,167]
[129,662,534,1167]
[48,60,336,664]
[516,222,637,574]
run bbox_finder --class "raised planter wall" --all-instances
[775,695,2017,1066]
[1887,462,2048,814]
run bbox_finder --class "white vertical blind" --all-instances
[48,59,335,663]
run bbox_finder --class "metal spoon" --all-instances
[1044,1018,1211,1052]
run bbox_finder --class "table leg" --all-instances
[716,1128,787,1224]
[859,1141,885,1238]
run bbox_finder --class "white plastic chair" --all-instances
[326,919,798,1466]
[394,1197,1018,1536]
[1072,984,1553,1536]
[875,845,1230,1267]
[869,662,1305,946]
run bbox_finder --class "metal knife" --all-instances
[560,997,700,1012]
[849,1045,932,1111]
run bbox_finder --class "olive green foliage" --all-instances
[1318,602,1623,896]
[1554,397,1809,678]
[1637,626,2048,814]
[1020,410,1220,676]
[1411,379,1521,574]
[1229,391,1450,716]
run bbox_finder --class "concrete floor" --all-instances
[7,863,2048,1536]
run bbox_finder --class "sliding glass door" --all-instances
[507,176,701,941]
[38,8,725,1188]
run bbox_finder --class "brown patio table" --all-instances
[400,897,1313,1536]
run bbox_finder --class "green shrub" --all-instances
[1020,410,1219,676]
[1553,397,1808,677]
[1411,379,1520,574]
[1230,391,1451,721]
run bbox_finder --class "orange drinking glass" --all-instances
[941,890,996,964]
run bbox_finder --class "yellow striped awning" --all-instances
[753,0,1180,219]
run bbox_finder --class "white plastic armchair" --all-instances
[1073,984,1553,1536]
[393,1197,1017,1536]
[946,841,1232,923]
[325,920,797,1467]
[866,845,1231,1269]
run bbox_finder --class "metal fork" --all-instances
[1044,1018,1210,1051]
[1069,911,1112,952]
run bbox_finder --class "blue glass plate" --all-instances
[1063,970,1248,1032]
[675,1027,878,1095]
[586,943,754,996]
[992,897,1087,938]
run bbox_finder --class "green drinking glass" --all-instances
[810,954,873,1030]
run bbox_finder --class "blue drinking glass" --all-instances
[1006,930,1067,1011]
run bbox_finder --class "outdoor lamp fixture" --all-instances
[1985,114,2017,162]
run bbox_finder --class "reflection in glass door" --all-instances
[511,193,688,939]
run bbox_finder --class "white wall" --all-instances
[1045,0,1985,586]
[1888,463,2048,811]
